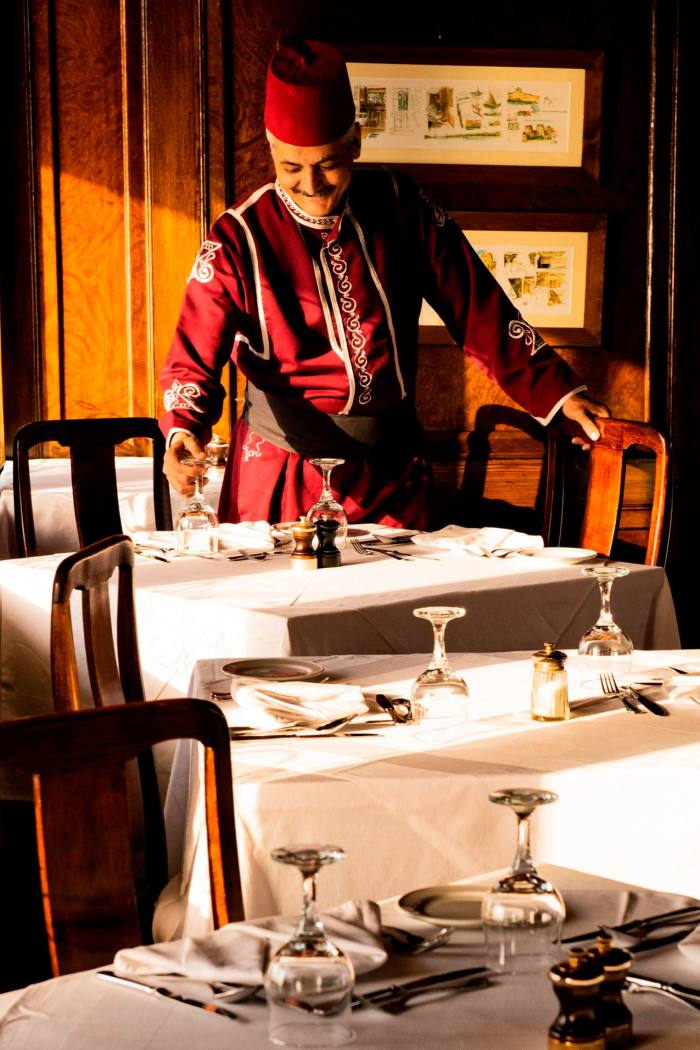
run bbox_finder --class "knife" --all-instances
[97,970,238,1019]
[562,905,700,944]
[351,966,490,1010]
[626,973,700,1009]
[621,686,669,717]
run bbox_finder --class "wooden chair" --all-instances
[12,417,172,557]
[0,698,243,976]
[543,416,670,565]
[50,534,144,713]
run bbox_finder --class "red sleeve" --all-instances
[158,212,255,443]
[403,175,583,421]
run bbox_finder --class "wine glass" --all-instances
[578,565,633,684]
[264,845,355,1048]
[481,787,566,974]
[307,458,348,547]
[410,607,469,735]
[175,455,219,555]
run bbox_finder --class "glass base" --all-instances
[268,1019,355,1047]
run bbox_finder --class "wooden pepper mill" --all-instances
[289,516,317,571]
[548,948,606,1050]
[592,933,633,1048]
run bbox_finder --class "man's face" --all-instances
[269,127,360,217]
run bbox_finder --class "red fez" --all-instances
[265,38,356,147]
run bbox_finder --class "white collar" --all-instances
[275,183,339,229]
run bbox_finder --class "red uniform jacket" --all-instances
[160,169,583,527]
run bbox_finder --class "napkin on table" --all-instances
[114,899,387,981]
[221,679,369,730]
[411,524,543,557]
[217,520,275,553]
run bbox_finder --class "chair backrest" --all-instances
[51,535,144,712]
[544,416,670,565]
[0,698,243,976]
[12,417,172,557]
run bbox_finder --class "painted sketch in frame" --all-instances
[420,213,606,347]
[343,48,602,174]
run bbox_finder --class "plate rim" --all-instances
[398,884,485,928]
[524,546,598,562]
[220,657,326,682]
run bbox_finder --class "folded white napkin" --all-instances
[221,679,368,730]
[217,520,274,553]
[114,900,386,981]
[411,525,543,557]
[130,529,176,552]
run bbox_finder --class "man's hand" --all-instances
[560,394,610,448]
[163,432,208,496]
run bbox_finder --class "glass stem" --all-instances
[596,578,615,627]
[511,811,535,875]
[299,871,325,939]
[320,466,333,500]
[429,620,450,672]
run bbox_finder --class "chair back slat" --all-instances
[0,699,242,975]
[35,765,141,974]
[12,417,172,557]
[81,585,125,706]
[544,416,670,566]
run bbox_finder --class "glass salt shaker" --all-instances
[531,642,570,722]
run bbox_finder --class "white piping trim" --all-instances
[319,250,356,413]
[348,209,406,399]
[535,385,587,426]
[275,183,338,228]
[311,258,345,363]
[231,182,275,217]
[228,208,270,360]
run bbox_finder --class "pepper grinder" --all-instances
[548,948,606,1050]
[316,516,341,568]
[531,642,570,721]
[289,516,317,571]
[592,933,633,1048]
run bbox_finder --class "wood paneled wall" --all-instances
[2,0,231,446]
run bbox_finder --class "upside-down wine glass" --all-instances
[264,845,355,1048]
[481,787,566,974]
[410,606,469,735]
[175,455,219,555]
[306,458,348,547]
[577,565,633,684]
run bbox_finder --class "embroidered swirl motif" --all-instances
[419,188,446,227]
[243,431,265,462]
[188,241,221,284]
[163,379,204,413]
[508,318,546,357]
[327,242,373,405]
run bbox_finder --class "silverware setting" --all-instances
[351,539,415,560]
[351,966,492,1013]
[562,904,700,945]
[374,693,413,724]
[599,672,668,716]
[97,970,239,1019]
[625,973,700,1011]
[381,923,454,954]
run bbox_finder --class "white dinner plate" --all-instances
[398,885,485,929]
[522,546,598,564]
[220,658,326,682]
[273,522,374,542]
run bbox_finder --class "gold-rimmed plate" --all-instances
[220,658,326,682]
[399,885,485,928]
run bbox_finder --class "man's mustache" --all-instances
[295,185,334,198]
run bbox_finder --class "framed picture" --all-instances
[342,46,603,181]
[419,212,607,347]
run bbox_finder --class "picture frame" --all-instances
[341,46,603,182]
[419,212,607,348]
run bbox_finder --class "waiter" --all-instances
[160,38,606,528]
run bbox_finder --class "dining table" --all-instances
[0,456,224,558]
[0,866,698,1048]
[156,648,700,942]
[0,537,679,730]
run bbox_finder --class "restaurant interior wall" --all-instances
[1,0,696,639]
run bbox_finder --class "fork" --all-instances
[351,539,411,560]
[599,672,644,713]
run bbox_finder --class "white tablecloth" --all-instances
[0,547,678,732]
[0,457,224,558]
[0,868,698,1049]
[159,649,700,938]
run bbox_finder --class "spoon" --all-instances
[381,924,454,954]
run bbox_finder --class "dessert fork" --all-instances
[599,672,644,713]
